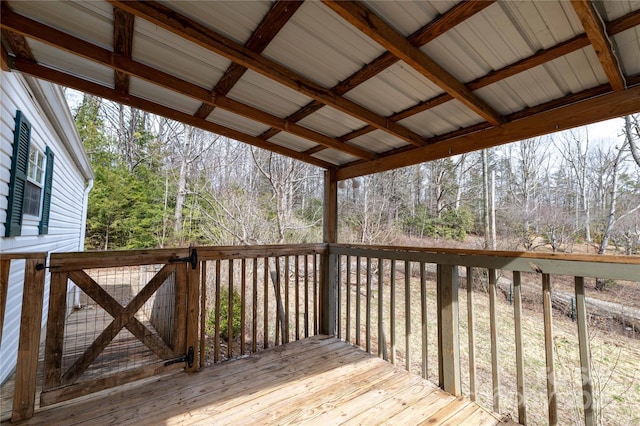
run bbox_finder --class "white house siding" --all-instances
[0,71,92,384]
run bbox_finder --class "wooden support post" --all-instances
[513,271,527,424]
[575,277,594,426]
[489,268,500,412]
[466,266,476,401]
[543,273,558,426]
[185,253,200,372]
[437,264,460,396]
[12,256,46,422]
[320,170,337,336]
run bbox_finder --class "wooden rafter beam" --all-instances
[112,7,134,93]
[108,0,426,147]
[258,0,494,144]
[337,80,640,180]
[0,7,375,161]
[1,38,10,71]
[323,0,505,126]
[195,0,303,120]
[571,0,626,91]
[1,28,35,61]
[11,58,335,170]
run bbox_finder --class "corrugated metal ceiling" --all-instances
[2,0,639,177]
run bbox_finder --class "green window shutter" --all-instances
[5,111,31,237]
[39,146,54,235]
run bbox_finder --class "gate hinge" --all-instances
[164,346,195,368]
[169,248,198,270]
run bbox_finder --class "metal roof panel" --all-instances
[268,132,318,152]
[133,19,231,90]
[156,0,274,45]
[10,1,113,50]
[349,130,409,153]
[298,106,366,137]
[227,70,313,119]
[263,1,385,88]
[614,27,640,77]
[129,76,201,115]
[207,109,272,137]
[345,63,443,117]
[26,39,114,88]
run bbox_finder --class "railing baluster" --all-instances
[252,258,258,353]
[466,266,476,401]
[366,257,372,353]
[274,257,280,346]
[405,260,411,372]
[356,256,361,347]
[543,273,557,426]
[240,259,246,354]
[284,256,290,344]
[420,262,427,380]
[379,258,386,360]
[389,258,395,364]
[214,260,221,362]
[346,255,351,343]
[337,254,342,340]
[295,255,300,341]
[489,268,500,412]
[575,276,594,426]
[228,259,234,358]
[513,271,526,424]
[304,255,309,338]
[200,262,207,368]
[264,257,269,349]
[314,253,318,335]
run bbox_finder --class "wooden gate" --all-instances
[40,249,200,406]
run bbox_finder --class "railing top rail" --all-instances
[0,252,48,260]
[48,244,328,271]
[49,247,191,271]
[330,244,640,281]
[197,243,327,261]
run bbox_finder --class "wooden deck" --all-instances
[7,335,512,425]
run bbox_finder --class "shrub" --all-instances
[206,287,242,341]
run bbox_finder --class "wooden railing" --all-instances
[197,244,326,365]
[5,244,639,424]
[329,244,640,426]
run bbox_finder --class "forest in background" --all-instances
[70,92,640,260]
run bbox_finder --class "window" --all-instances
[5,111,54,237]
[24,149,46,217]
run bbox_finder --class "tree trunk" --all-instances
[174,125,192,234]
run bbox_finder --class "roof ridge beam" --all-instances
[194,0,303,120]
[10,57,335,170]
[108,0,426,147]
[571,0,626,91]
[323,0,505,126]
[0,7,375,160]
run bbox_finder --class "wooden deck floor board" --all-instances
[9,336,509,426]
